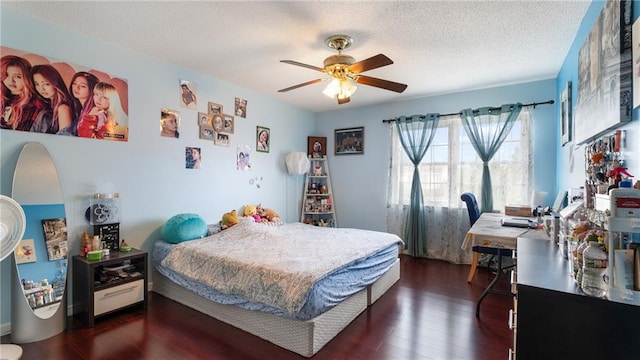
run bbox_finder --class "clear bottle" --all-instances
[575,240,589,285]
[27,294,36,309]
[581,241,608,298]
[569,239,580,280]
[35,293,44,307]
[92,235,101,251]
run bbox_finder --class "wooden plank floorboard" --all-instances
[1,255,513,359]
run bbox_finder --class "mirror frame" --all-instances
[11,142,67,343]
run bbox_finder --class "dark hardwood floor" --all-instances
[2,255,513,360]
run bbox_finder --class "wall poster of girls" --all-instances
[1,46,129,141]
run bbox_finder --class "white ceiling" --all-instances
[4,1,591,113]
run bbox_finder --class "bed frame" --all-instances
[151,258,400,357]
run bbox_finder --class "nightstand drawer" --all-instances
[94,279,144,316]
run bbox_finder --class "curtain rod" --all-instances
[381,99,554,123]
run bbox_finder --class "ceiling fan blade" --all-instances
[278,79,324,92]
[337,96,351,105]
[280,60,324,72]
[349,54,393,74]
[355,75,407,93]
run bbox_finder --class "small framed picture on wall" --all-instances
[235,97,247,118]
[223,114,235,134]
[560,81,572,146]
[307,136,327,158]
[199,125,214,140]
[256,126,270,153]
[179,80,197,109]
[633,17,640,108]
[237,145,252,170]
[186,147,202,169]
[208,102,223,115]
[212,114,224,132]
[42,218,68,261]
[214,132,229,146]
[16,239,36,264]
[160,108,180,138]
[335,127,364,155]
[198,112,211,126]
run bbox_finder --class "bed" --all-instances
[152,219,403,357]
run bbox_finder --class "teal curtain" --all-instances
[395,114,439,257]
[460,103,522,213]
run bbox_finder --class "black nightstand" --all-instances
[72,248,147,327]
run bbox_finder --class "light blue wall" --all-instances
[555,0,640,193]
[316,80,557,230]
[0,7,315,330]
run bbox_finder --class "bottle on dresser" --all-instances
[581,241,608,298]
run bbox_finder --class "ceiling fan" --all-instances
[278,34,407,105]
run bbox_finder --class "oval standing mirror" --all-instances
[11,142,66,343]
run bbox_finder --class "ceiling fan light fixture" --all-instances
[323,77,357,100]
[279,34,407,102]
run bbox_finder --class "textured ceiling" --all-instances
[4,1,591,113]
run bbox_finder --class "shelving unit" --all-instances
[301,156,336,227]
[607,216,640,301]
[22,283,61,314]
[601,188,640,300]
[72,248,147,327]
[583,129,631,209]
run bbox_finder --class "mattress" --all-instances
[153,221,402,320]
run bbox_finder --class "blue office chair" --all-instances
[461,192,515,317]
[461,192,481,227]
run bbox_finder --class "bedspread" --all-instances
[160,220,403,315]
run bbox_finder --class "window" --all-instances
[388,109,532,211]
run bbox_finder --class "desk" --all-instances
[462,213,548,283]
[515,237,640,359]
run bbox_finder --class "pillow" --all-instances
[161,213,208,244]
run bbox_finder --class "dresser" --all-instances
[513,237,640,359]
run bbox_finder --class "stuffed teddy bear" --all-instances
[243,204,261,222]
[220,210,239,230]
[264,208,280,222]
[250,204,282,225]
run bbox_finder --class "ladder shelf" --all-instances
[301,156,337,227]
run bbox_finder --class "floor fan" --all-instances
[0,195,25,359]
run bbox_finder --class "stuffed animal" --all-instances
[253,204,282,225]
[220,210,239,230]
[243,204,261,222]
[256,203,266,219]
[313,164,323,176]
[264,208,280,222]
